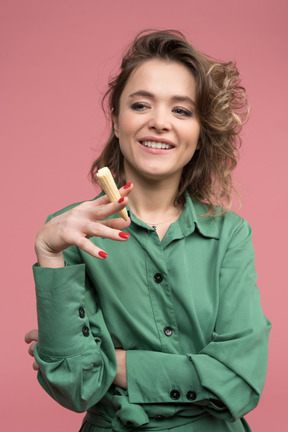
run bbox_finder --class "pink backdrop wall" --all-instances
[1,0,287,430]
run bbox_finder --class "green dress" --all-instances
[33,193,271,431]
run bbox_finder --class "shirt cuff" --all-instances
[33,263,94,356]
[126,350,210,404]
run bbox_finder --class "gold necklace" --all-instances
[133,208,181,231]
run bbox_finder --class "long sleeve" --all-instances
[33,244,117,413]
[126,218,271,422]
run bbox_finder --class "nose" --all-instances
[148,107,171,132]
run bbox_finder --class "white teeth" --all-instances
[141,140,172,149]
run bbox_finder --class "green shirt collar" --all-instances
[128,192,220,240]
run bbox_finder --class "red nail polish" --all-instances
[119,232,130,239]
[124,182,132,189]
[118,196,125,203]
[99,251,108,259]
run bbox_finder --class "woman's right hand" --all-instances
[35,183,133,267]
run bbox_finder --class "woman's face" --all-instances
[113,59,201,184]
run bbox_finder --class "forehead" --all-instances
[122,59,197,98]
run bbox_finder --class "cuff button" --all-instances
[82,326,90,337]
[186,390,197,401]
[79,307,85,318]
[170,389,180,400]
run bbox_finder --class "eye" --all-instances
[130,102,150,111]
[173,107,192,117]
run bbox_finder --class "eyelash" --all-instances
[173,107,192,117]
[130,102,193,118]
[130,102,149,111]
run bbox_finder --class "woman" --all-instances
[25,30,271,431]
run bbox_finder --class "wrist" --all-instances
[114,349,127,389]
[35,227,65,268]
[35,247,65,268]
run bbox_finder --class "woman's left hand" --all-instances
[113,349,127,389]
[25,329,39,370]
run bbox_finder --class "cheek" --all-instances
[184,126,200,146]
[117,115,133,137]
[118,115,144,143]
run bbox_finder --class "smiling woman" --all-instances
[26,30,270,432]
[92,30,249,215]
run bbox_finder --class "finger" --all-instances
[100,217,130,230]
[85,220,131,243]
[33,360,39,371]
[74,235,109,260]
[91,196,130,221]
[119,182,134,197]
[25,329,39,344]
[93,182,134,206]
[28,341,37,357]
[75,220,131,259]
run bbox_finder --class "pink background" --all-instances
[1,0,287,430]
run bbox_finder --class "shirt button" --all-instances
[82,326,90,337]
[186,390,197,401]
[170,390,180,400]
[163,326,173,336]
[79,307,85,319]
[154,273,163,283]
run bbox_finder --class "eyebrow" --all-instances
[128,90,195,106]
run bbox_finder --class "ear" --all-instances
[112,114,119,138]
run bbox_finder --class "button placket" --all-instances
[146,244,180,352]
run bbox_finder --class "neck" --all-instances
[124,167,182,222]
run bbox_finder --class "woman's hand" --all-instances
[24,329,39,370]
[35,183,133,267]
[113,349,127,389]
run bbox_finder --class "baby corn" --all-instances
[97,167,129,221]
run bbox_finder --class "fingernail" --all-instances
[118,196,126,203]
[119,232,130,240]
[99,251,108,259]
[124,182,132,189]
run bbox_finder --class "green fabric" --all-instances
[33,193,271,431]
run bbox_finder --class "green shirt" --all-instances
[33,193,271,431]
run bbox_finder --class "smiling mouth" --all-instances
[140,140,173,150]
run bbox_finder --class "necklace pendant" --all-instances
[152,225,157,230]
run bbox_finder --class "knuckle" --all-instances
[90,223,102,237]
[77,236,88,250]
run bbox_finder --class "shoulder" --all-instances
[213,210,253,248]
[191,199,252,241]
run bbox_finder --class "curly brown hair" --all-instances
[90,30,249,216]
